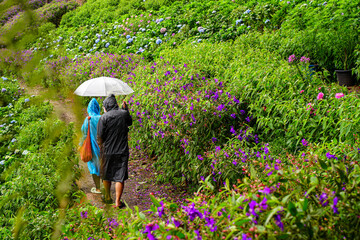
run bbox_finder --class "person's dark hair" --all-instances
[103,94,119,111]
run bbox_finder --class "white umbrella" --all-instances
[74,77,134,96]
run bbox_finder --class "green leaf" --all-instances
[139,212,146,220]
[288,202,297,216]
[265,206,283,226]
[281,193,294,204]
[234,218,251,227]
[175,231,185,239]
[225,231,235,240]
[302,198,309,212]
[278,234,290,239]
[305,186,317,197]
[318,159,328,170]
[169,203,179,212]
[149,194,161,207]
[310,176,319,185]
[336,167,348,183]
[250,165,257,179]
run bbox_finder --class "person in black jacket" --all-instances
[97,94,132,208]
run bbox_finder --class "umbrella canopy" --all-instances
[74,77,134,96]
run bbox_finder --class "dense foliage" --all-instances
[1,0,360,239]
[0,77,80,239]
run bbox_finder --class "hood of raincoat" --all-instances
[87,98,100,116]
[103,94,119,112]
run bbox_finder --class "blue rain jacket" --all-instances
[81,98,101,176]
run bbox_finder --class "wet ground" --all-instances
[77,150,191,211]
[21,81,191,212]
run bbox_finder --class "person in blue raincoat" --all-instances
[81,98,102,193]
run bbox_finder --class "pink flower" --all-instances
[160,28,167,33]
[335,93,344,99]
[149,13,152,16]
[288,54,296,63]
[317,92,324,100]
[300,90,304,93]
[300,56,310,63]
[172,33,175,36]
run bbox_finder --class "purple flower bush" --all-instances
[37,53,140,89]
[121,57,259,185]
[0,0,78,40]
[62,136,360,239]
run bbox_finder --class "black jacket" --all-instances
[97,96,132,155]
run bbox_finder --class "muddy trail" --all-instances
[21,82,190,212]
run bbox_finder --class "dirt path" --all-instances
[21,82,190,211]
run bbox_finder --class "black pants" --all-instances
[100,154,129,182]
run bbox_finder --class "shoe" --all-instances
[91,187,102,194]
[101,196,113,204]
[113,201,126,209]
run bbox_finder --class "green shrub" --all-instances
[38,22,56,36]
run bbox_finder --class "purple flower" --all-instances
[143,223,159,240]
[248,200,258,218]
[194,229,202,240]
[259,197,268,210]
[258,186,271,195]
[319,193,328,206]
[172,217,181,227]
[182,203,203,221]
[212,137,217,143]
[231,113,236,119]
[1,88,6,92]
[274,214,284,231]
[326,152,338,160]
[240,110,245,115]
[200,176,205,181]
[197,155,203,160]
[204,216,217,232]
[332,197,339,214]
[230,126,236,135]
[108,218,119,228]
[217,104,226,111]
[242,234,252,240]
[157,201,165,217]
[81,211,88,219]
[264,146,269,154]
[301,139,308,146]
